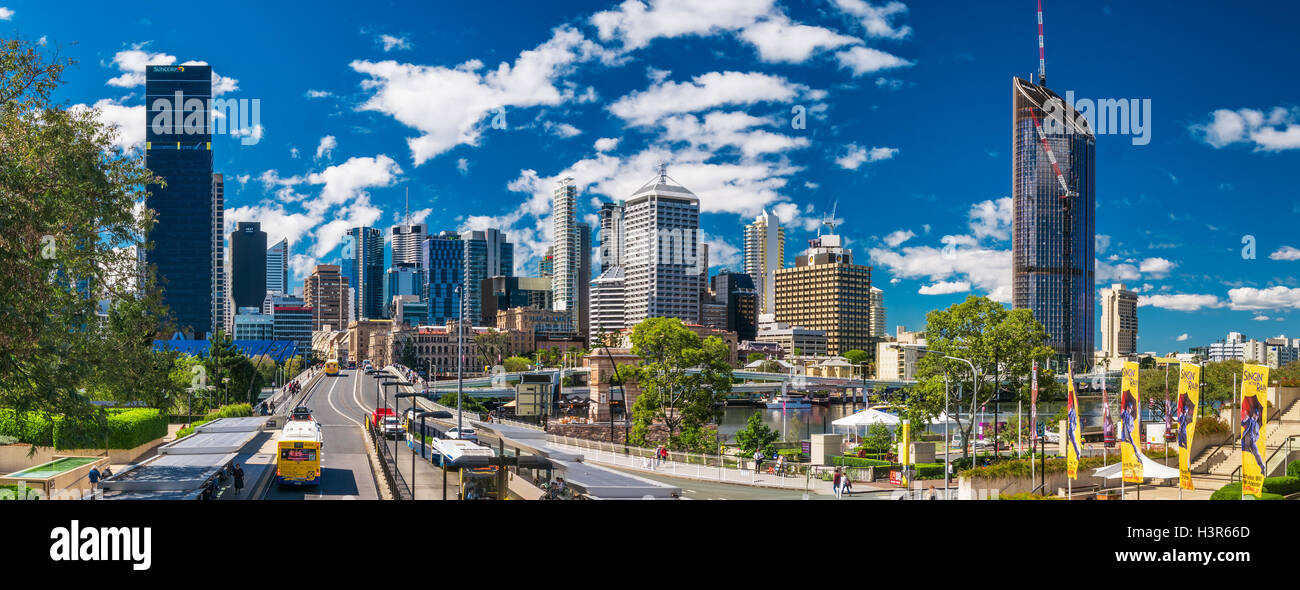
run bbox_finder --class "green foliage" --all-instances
[999,493,1064,500]
[746,352,766,364]
[1196,417,1230,437]
[1210,482,1284,500]
[829,456,892,468]
[733,412,779,457]
[668,424,719,454]
[961,449,1176,479]
[437,392,487,413]
[1262,476,1300,496]
[1202,360,1244,406]
[0,409,55,447]
[503,356,532,373]
[100,409,167,449]
[862,422,894,455]
[843,349,870,366]
[1288,460,1300,479]
[627,317,732,441]
[908,296,1055,463]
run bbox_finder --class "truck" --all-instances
[371,408,400,438]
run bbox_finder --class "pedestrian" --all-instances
[87,465,101,493]
[842,472,852,495]
[270,401,276,413]
[752,449,763,473]
[832,468,843,499]
[927,484,938,500]
[101,465,113,479]
[232,463,245,496]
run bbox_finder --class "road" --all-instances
[607,468,895,500]
[357,369,463,500]
[263,369,379,500]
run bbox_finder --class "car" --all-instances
[380,416,405,439]
[444,427,476,441]
[290,406,313,421]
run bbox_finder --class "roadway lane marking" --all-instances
[327,371,361,426]
[352,369,371,414]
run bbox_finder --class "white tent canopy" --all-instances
[832,409,900,428]
[1091,452,1180,480]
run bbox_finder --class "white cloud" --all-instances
[832,0,913,39]
[379,34,411,52]
[230,123,264,143]
[739,15,860,63]
[304,155,403,255]
[315,135,337,160]
[591,0,777,51]
[1192,107,1300,152]
[968,197,1012,241]
[701,232,741,268]
[1137,293,1222,312]
[594,137,620,152]
[457,158,470,175]
[1096,259,1142,282]
[1269,246,1300,261]
[869,236,1012,303]
[1253,315,1272,321]
[352,25,617,166]
[224,203,320,251]
[660,111,809,158]
[70,99,145,153]
[835,143,897,170]
[918,281,971,296]
[1138,257,1176,277]
[609,70,809,127]
[105,48,239,96]
[1225,286,1300,311]
[883,229,914,247]
[306,89,332,98]
[835,46,913,77]
[545,121,583,138]
[0,7,14,20]
[1176,333,1189,342]
[1096,234,1112,255]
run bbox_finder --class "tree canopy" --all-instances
[626,317,732,449]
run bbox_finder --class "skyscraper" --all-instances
[266,238,289,295]
[773,232,872,356]
[589,267,625,345]
[552,178,580,330]
[1011,77,1096,366]
[622,167,701,326]
[461,228,514,326]
[1100,283,1138,359]
[577,221,591,338]
[345,227,384,320]
[391,222,427,268]
[744,209,785,316]
[711,270,758,342]
[303,264,348,332]
[598,201,625,272]
[423,231,464,325]
[229,221,267,311]
[212,174,225,336]
[384,262,425,318]
[145,64,216,337]
[868,287,886,338]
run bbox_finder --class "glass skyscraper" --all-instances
[145,64,216,337]
[345,226,384,321]
[266,238,289,295]
[422,231,464,325]
[460,228,513,326]
[229,221,267,311]
[1012,76,1096,367]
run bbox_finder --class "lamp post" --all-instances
[382,380,410,494]
[454,284,465,435]
[892,343,980,499]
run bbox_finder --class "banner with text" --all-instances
[1066,363,1080,479]
[1241,364,1270,498]
[1177,363,1201,491]
[1122,361,1143,484]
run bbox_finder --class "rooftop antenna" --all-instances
[820,200,839,236]
[656,161,668,181]
[403,186,410,225]
[1037,0,1047,87]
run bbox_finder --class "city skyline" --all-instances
[10,1,1300,350]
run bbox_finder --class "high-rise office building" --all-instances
[598,201,625,272]
[588,266,625,345]
[773,233,872,356]
[266,238,289,295]
[233,307,274,340]
[461,228,514,326]
[744,209,784,316]
[303,264,349,331]
[384,262,425,318]
[345,227,384,320]
[1099,283,1138,359]
[270,295,312,355]
[711,270,758,342]
[212,174,225,336]
[538,246,554,278]
[145,64,216,337]
[1012,21,1096,366]
[423,231,464,325]
[481,276,553,325]
[552,178,581,329]
[868,287,886,338]
[391,222,427,268]
[229,221,267,312]
[577,221,591,338]
[622,167,701,327]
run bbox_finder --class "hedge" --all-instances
[1210,480,1295,500]
[1196,418,1230,437]
[960,450,1177,480]
[1287,460,1300,479]
[0,410,55,447]
[999,492,1064,500]
[104,409,168,449]
[829,456,892,468]
[1262,476,1300,496]
[2,408,167,450]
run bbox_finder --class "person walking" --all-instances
[232,463,245,496]
[752,449,764,474]
[842,472,852,496]
[87,465,101,495]
[832,468,843,499]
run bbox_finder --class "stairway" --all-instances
[1190,393,1300,485]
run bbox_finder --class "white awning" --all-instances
[1090,452,1180,480]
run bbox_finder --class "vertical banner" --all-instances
[1030,360,1039,443]
[1177,363,1201,491]
[1102,377,1115,448]
[1240,364,1270,498]
[1121,361,1143,483]
[1066,363,1080,480]
[899,420,911,485]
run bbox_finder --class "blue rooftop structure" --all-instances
[153,339,300,362]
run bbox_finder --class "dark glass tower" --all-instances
[229,221,267,311]
[145,64,214,337]
[422,231,464,325]
[345,227,384,320]
[1012,77,1096,367]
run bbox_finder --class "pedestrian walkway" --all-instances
[546,441,889,496]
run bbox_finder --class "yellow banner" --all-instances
[1121,361,1143,483]
[1177,363,1201,491]
[900,421,911,465]
[1241,365,1270,498]
[1066,364,1080,480]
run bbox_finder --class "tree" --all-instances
[0,39,159,435]
[626,318,732,446]
[759,360,784,373]
[843,349,869,365]
[503,356,531,373]
[733,412,778,457]
[862,423,894,455]
[746,352,765,364]
[906,295,1055,461]
[91,284,180,409]
[438,392,486,413]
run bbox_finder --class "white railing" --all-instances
[546,437,816,491]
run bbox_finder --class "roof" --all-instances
[627,170,698,203]
[1013,77,1095,137]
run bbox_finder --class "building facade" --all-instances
[589,267,625,346]
[875,326,927,381]
[423,231,464,325]
[744,209,784,316]
[710,270,757,342]
[598,201,625,272]
[1100,283,1138,359]
[868,287,886,339]
[344,227,385,321]
[552,178,581,332]
[391,222,427,268]
[229,221,267,312]
[266,238,289,295]
[773,234,872,356]
[622,169,701,327]
[462,228,514,328]
[1012,76,1096,367]
[304,264,349,332]
[480,276,552,325]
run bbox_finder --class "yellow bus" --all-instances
[324,359,340,376]
[276,420,323,486]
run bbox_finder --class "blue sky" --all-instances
[5,0,1300,353]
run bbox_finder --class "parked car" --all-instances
[445,427,477,441]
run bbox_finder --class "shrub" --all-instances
[830,456,891,468]
[0,409,55,447]
[1211,481,1287,500]
[104,409,168,449]
[1287,460,1300,479]
[175,419,214,440]
[1263,476,1300,496]
[1196,418,1230,437]
[914,463,946,479]
[209,404,253,419]
[999,492,1063,500]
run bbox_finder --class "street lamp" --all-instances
[891,343,981,500]
[382,379,411,492]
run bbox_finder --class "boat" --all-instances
[766,394,812,409]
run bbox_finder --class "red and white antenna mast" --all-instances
[1037,0,1047,87]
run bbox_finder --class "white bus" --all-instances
[430,438,494,468]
